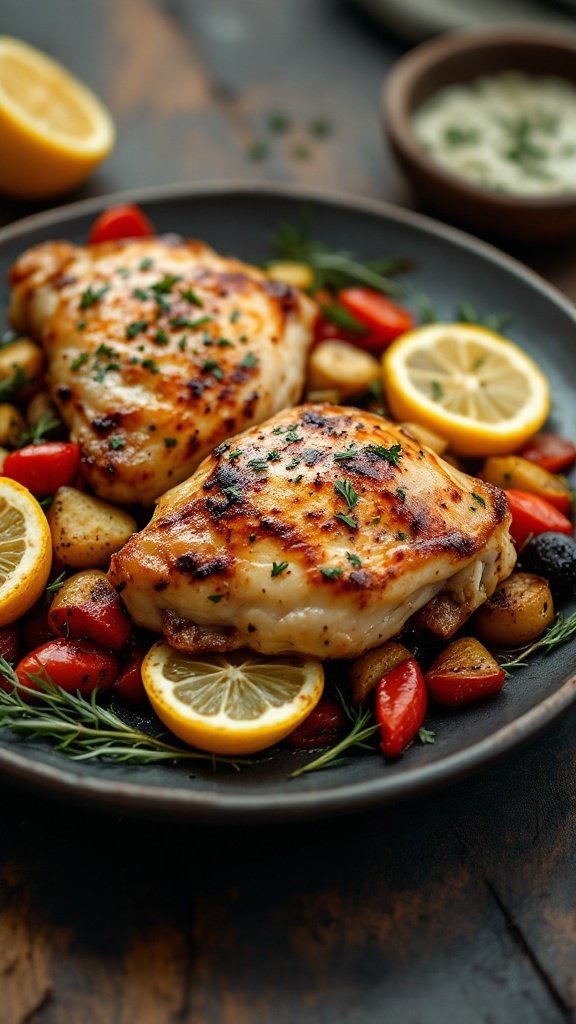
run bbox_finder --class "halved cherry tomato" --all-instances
[88,204,154,245]
[113,639,148,705]
[3,442,80,498]
[483,455,572,514]
[13,639,118,698]
[506,489,573,549]
[48,570,132,650]
[375,658,427,758]
[0,624,19,664]
[22,601,54,652]
[518,433,576,474]
[286,698,345,750]
[337,288,414,350]
[425,637,505,706]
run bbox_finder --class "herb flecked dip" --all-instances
[412,71,576,196]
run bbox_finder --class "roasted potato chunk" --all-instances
[48,487,137,569]
[474,571,554,648]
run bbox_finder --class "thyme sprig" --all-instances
[0,657,244,769]
[17,410,62,447]
[270,223,410,296]
[500,612,576,673]
[290,690,379,777]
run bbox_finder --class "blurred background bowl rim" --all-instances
[383,25,576,210]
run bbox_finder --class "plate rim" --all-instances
[1,179,575,821]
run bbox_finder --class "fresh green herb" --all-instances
[395,488,406,501]
[334,479,359,510]
[80,284,109,309]
[17,410,62,447]
[248,458,269,472]
[151,274,181,296]
[320,303,367,335]
[230,310,241,324]
[179,287,203,307]
[286,457,301,470]
[202,359,224,380]
[223,485,242,499]
[163,437,177,448]
[271,561,289,577]
[396,531,407,540]
[116,267,131,278]
[154,328,169,346]
[126,320,148,339]
[364,442,403,466]
[431,380,443,401]
[284,429,303,443]
[71,352,89,372]
[139,257,154,271]
[320,567,343,580]
[228,449,243,461]
[456,301,512,333]
[178,336,188,352]
[169,315,213,329]
[141,358,159,374]
[217,337,234,348]
[109,435,126,450]
[0,366,27,401]
[93,363,120,383]
[267,450,280,462]
[471,492,486,507]
[309,117,333,138]
[45,571,66,597]
[240,352,258,368]
[248,139,269,161]
[76,320,87,331]
[290,691,378,777]
[335,512,358,530]
[132,287,150,302]
[0,657,243,768]
[208,594,224,603]
[334,443,359,462]
[346,551,362,569]
[270,222,409,296]
[444,126,480,147]
[267,111,291,133]
[95,343,116,359]
[418,727,436,745]
[293,474,303,483]
[38,495,54,511]
[292,143,311,161]
[499,612,576,673]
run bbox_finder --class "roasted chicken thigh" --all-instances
[8,237,316,504]
[109,405,517,659]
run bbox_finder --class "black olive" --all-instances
[520,532,576,600]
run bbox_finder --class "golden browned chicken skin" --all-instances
[8,237,316,504]
[109,405,517,659]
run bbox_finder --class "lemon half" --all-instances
[0,37,115,199]
[142,643,325,755]
[383,323,550,457]
[0,476,52,626]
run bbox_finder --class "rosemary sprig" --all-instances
[270,222,410,296]
[0,657,244,769]
[17,410,62,447]
[499,612,576,673]
[290,690,379,778]
[0,366,27,401]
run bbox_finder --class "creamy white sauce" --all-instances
[412,72,576,196]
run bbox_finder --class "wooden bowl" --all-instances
[383,28,576,242]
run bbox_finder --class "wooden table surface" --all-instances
[1,3,576,1022]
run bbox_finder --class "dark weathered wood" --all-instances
[1,2,576,1021]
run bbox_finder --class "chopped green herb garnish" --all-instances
[230,310,241,323]
[179,287,203,306]
[267,111,291,133]
[286,457,301,470]
[208,594,224,603]
[240,352,258,368]
[151,274,181,296]
[248,139,269,161]
[71,352,89,372]
[76,320,87,331]
[395,488,406,501]
[93,363,120,383]
[335,512,358,530]
[471,492,486,507]
[141,358,159,374]
[267,450,281,462]
[346,551,362,569]
[178,335,188,352]
[45,571,66,597]
[396,531,407,540]
[126,320,148,340]
[431,380,443,401]
[334,443,359,462]
[154,328,169,346]
[418,727,436,745]
[139,258,154,271]
[228,449,243,461]
[334,479,358,510]
[292,143,311,161]
[202,359,224,380]
[271,561,289,577]
[163,437,177,448]
[293,474,303,483]
[80,284,109,309]
[223,485,242,499]
[169,315,213,329]
[248,458,269,472]
[364,443,403,466]
[217,337,234,348]
[95,343,116,359]
[309,117,333,138]
[132,287,150,301]
[320,567,343,580]
[109,436,126,450]
[284,429,303,443]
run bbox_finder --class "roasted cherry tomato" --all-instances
[88,204,154,244]
[48,570,131,650]
[22,601,54,652]
[506,489,573,549]
[3,442,80,498]
[14,639,118,698]
[337,288,414,350]
[518,433,576,474]
[0,624,19,664]
[286,698,345,750]
[113,639,148,705]
[425,637,505,706]
[375,658,427,758]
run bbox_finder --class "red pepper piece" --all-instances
[88,204,154,244]
[375,658,427,758]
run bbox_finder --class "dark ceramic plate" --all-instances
[0,183,575,822]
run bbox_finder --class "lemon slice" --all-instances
[0,477,52,626]
[382,323,550,457]
[142,643,325,755]
[0,37,115,199]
